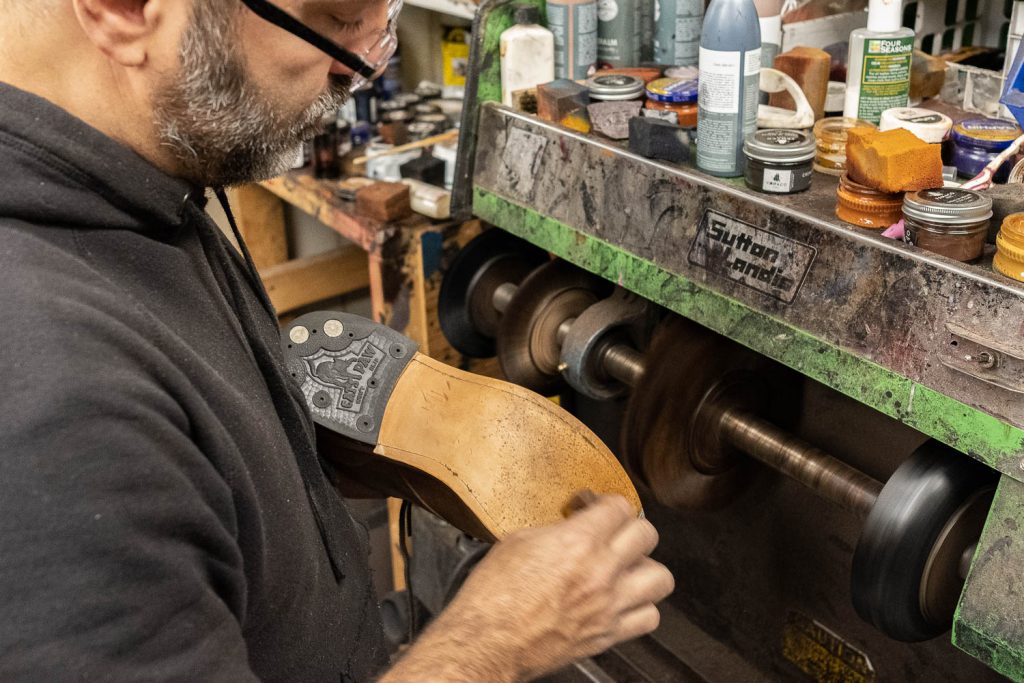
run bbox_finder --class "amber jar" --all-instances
[814,117,876,176]
[835,174,904,229]
[995,213,1024,281]
[644,78,698,128]
[903,188,992,262]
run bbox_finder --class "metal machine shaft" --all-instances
[719,408,883,517]
[490,273,883,516]
[593,336,883,516]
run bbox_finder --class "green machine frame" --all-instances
[450,2,1024,678]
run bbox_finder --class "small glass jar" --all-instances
[950,118,1023,183]
[903,188,993,262]
[994,213,1024,281]
[644,78,699,128]
[814,117,876,176]
[585,74,646,102]
[835,174,903,229]
[743,129,816,194]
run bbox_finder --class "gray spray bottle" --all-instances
[696,0,761,177]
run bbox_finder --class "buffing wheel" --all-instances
[438,229,548,358]
[496,260,611,395]
[622,316,771,509]
[851,441,997,642]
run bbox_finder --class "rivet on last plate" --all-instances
[324,319,344,337]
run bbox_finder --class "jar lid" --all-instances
[664,65,699,81]
[743,129,816,163]
[416,113,450,125]
[394,93,423,108]
[586,74,645,101]
[645,78,698,103]
[381,110,413,123]
[879,107,952,143]
[379,100,407,114]
[951,118,1022,151]
[813,116,876,143]
[903,188,993,225]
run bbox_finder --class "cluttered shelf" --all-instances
[260,170,429,254]
[472,102,1024,475]
[456,0,1024,479]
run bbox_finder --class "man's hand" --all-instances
[381,494,675,682]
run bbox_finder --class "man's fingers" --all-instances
[565,493,635,537]
[608,517,659,566]
[614,558,675,612]
[614,603,662,644]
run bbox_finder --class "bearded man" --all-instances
[0,2,673,680]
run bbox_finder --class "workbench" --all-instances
[452,2,1024,678]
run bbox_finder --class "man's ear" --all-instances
[71,0,162,67]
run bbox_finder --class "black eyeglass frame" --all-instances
[238,0,380,79]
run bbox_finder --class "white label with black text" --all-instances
[762,169,793,193]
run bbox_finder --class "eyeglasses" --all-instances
[239,0,402,90]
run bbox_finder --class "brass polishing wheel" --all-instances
[496,260,611,395]
[438,229,548,358]
[622,316,771,510]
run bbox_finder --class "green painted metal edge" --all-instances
[952,474,1024,682]
[473,187,1024,471]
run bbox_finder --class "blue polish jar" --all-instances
[950,118,1022,183]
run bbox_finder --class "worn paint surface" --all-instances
[474,0,545,106]
[473,188,1024,476]
[954,475,1024,682]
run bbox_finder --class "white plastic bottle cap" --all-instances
[878,107,953,143]
[866,0,904,32]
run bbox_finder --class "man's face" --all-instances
[153,0,389,187]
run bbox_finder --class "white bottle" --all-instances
[843,0,914,125]
[754,0,783,68]
[501,5,556,107]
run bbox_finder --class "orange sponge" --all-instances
[846,127,944,193]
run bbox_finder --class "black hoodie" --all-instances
[0,83,387,680]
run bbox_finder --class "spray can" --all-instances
[654,0,703,66]
[548,0,599,79]
[754,0,783,68]
[640,0,655,62]
[597,0,641,68]
[696,0,761,176]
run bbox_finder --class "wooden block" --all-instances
[561,109,592,133]
[355,182,412,222]
[537,79,589,124]
[846,127,944,193]
[227,185,288,270]
[259,246,370,315]
[768,47,831,121]
[912,50,947,102]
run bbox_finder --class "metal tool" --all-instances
[439,230,615,393]
[624,316,998,643]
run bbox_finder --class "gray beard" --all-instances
[152,2,351,187]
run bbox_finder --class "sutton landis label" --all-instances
[688,209,816,304]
